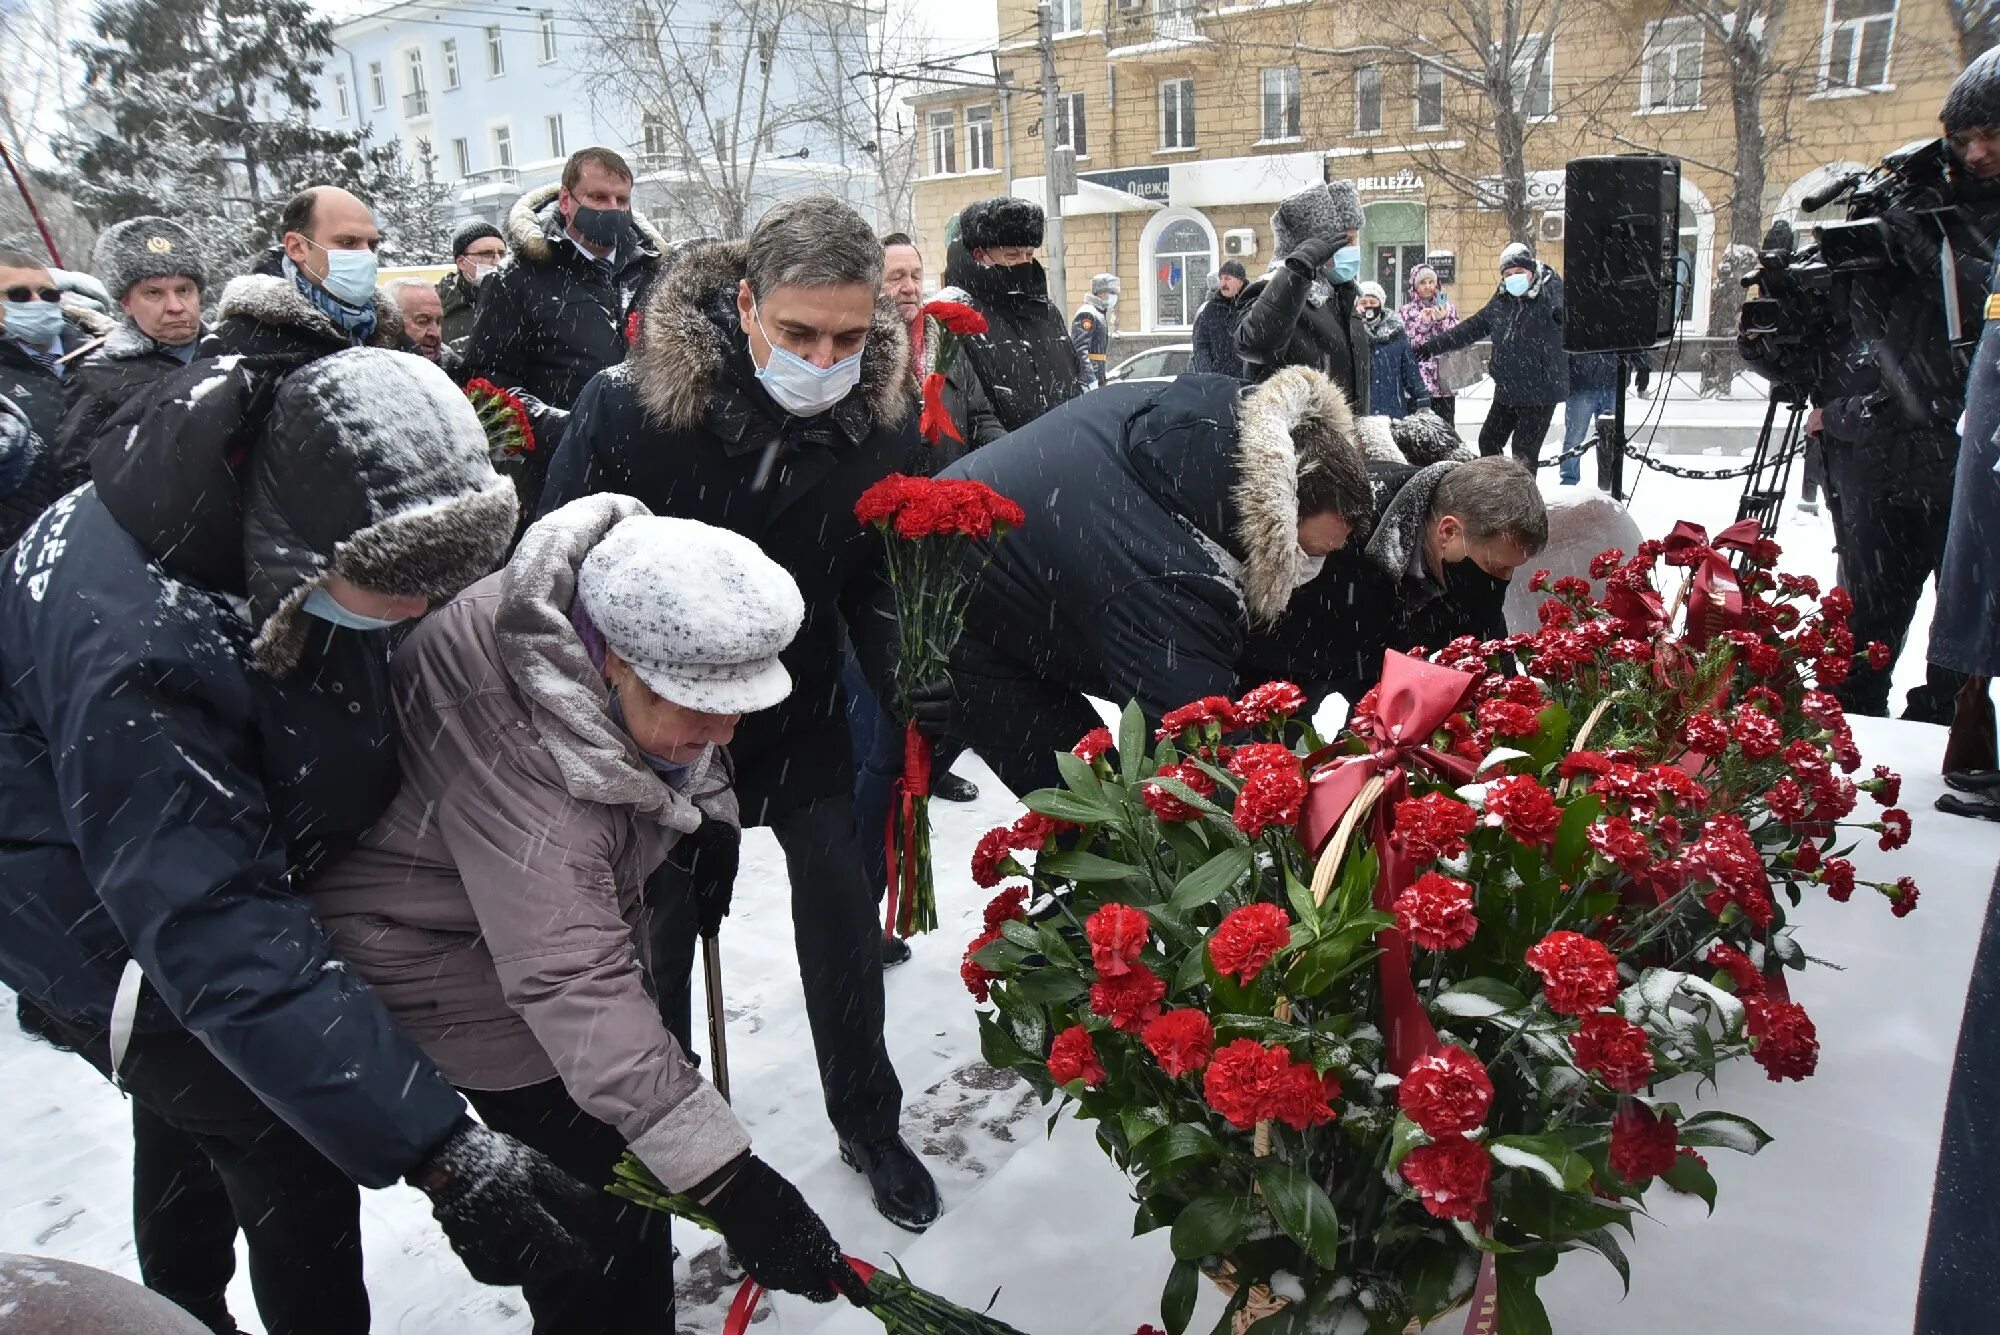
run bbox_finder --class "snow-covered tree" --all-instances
[367,138,457,265]
[1947,0,2000,61]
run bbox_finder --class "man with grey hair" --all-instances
[536,193,940,1233]
[383,276,460,375]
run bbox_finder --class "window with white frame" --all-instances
[757,26,776,76]
[333,72,350,119]
[1150,217,1210,329]
[965,104,994,172]
[452,136,471,177]
[633,6,659,49]
[492,123,513,168]
[442,38,460,89]
[1412,61,1443,130]
[927,109,957,175]
[547,113,564,157]
[1822,0,1895,91]
[486,26,505,77]
[368,60,386,109]
[1160,77,1196,149]
[404,48,428,117]
[1261,66,1300,141]
[1513,36,1555,120]
[1354,63,1382,133]
[709,20,724,68]
[1057,90,1087,158]
[1053,0,1085,33]
[1641,16,1703,110]
[537,11,558,62]
[642,115,670,158]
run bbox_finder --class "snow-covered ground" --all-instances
[3,460,1987,1334]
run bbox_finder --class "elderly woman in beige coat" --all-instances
[312,494,866,1333]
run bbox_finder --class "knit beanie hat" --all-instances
[92,217,207,300]
[1499,242,1536,273]
[577,516,805,714]
[958,197,1045,252]
[1943,46,2000,135]
[1409,263,1439,287]
[450,219,504,258]
[1271,181,1365,256]
[1357,280,1387,304]
[1218,259,1248,281]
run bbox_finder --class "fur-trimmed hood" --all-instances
[625,237,911,434]
[1362,459,1457,584]
[213,272,404,350]
[494,493,735,833]
[1354,412,1475,468]
[504,182,667,269]
[1230,366,1371,625]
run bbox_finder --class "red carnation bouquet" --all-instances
[918,298,988,446]
[967,523,1919,1334]
[464,377,536,464]
[858,472,1024,936]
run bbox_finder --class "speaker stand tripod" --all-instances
[1734,386,1810,537]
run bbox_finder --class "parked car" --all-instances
[1105,343,1192,384]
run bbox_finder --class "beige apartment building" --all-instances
[910,0,1969,353]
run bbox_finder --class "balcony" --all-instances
[403,90,429,118]
[1105,1,1209,63]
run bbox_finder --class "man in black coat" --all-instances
[437,219,506,348]
[1,348,601,1334]
[206,187,405,363]
[927,366,1375,795]
[462,148,666,518]
[535,195,940,1233]
[1189,259,1249,377]
[0,248,114,548]
[935,198,1082,432]
[53,216,212,491]
[1412,244,1567,468]
[1235,180,1370,411]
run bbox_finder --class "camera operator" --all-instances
[1752,59,2000,724]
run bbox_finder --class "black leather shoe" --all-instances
[931,772,979,803]
[839,1135,939,1232]
[881,933,913,968]
[1945,769,2000,795]
[1938,791,2000,822]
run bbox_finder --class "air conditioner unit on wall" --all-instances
[1223,228,1257,258]
[1540,212,1566,242]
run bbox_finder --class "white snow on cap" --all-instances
[576,516,805,715]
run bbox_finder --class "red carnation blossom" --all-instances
[1085,903,1151,978]
[1142,1009,1216,1077]
[1590,548,1627,578]
[1073,727,1114,763]
[1648,765,1710,809]
[1746,997,1819,1082]
[1208,903,1293,983]
[1870,765,1902,807]
[1047,1024,1104,1086]
[971,826,1017,889]
[1398,1046,1494,1136]
[961,928,1001,1003]
[1799,691,1845,729]
[1552,575,1592,599]
[921,298,988,336]
[1393,872,1478,951]
[1681,712,1729,755]
[1529,569,1553,591]
[1399,1138,1491,1222]
[854,473,916,527]
[1610,1100,1680,1183]
[983,886,1029,931]
[1476,697,1540,738]
[1817,654,1853,686]
[1135,1327,1168,1335]
[1830,725,1862,773]
[1821,587,1855,619]
[1392,791,1479,864]
[1089,965,1166,1033]
[1233,766,1307,838]
[1765,778,1809,826]
[1732,709,1783,761]
[1691,815,1775,928]
[1010,811,1073,849]
[1559,751,1614,782]
[1525,930,1622,1015]
[1156,696,1240,740]
[1571,1013,1656,1093]
[1742,685,1784,716]
[1235,680,1308,726]
[1483,774,1563,847]
[1746,642,1782,677]
[1877,808,1912,851]
[1792,839,1822,875]
[1822,856,1856,902]
[1537,598,1577,630]
[1867,640,1893,670]
[1141,761,1214,822]
[1202,1039,1333,1130]
[1892,877,1921,918]
[1586,815,1653,876]
[1226,742,1301,782]
[1705,942,1765,997]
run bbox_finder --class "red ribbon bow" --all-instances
[724,1257,877,1335]
[882,721,933,938]
[1661,518,1762,648]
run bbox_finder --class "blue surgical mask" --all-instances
[303,585,410,632]
[305,238,381,308]
[752,305,864,416]
[4,300,65,347]
[1503,272,1533,298]
[1327,245,1362,285]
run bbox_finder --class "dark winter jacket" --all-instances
[437,268,481,346]
[0,349,516,1187]
[0,310,114,549]
[1072,299,1111,386]
[199,272,405,363]
[1362,310,1429,419]
[535,239,920,823]
[51,321,210,493]
[942,368,1371,722]
[1930,266,2000,677]
[938,244,1082,433]
[1234,260,1370,413]
[1189,288,1248,378]
[1566,349,1651,396]
[1413,266,1566,406]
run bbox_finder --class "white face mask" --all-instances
[752,304,864,416]
[302,585,410,632]
[1101,292,1118,308]
[470,262,499,287]
[1296,548,1328,587]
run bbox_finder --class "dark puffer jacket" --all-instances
[535,239,920,823]
[1362,309,1429,419]
[437,268,481,346]
[938,243,1082,434]
[199,272,406,362]
[1413,265,1567,406]
[0,348,515,1186]
[0,310,114,549]
[1189,288,1248,378]
[51,321,209,493]
[1233,264,1370,412]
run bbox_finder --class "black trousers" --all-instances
[943,664,1104,799]
[132,1103,241,1334]
[649,795,903,1143]
[1823,440,1963,723]
[461,1081,675,1335]
[1478,402,1558,468]
[1431,395,1456,427]
[17,998,367,1335]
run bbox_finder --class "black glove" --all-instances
[907,676,958,740]
[682,817,741,939]
[699,1154,870,1304]
[1284,234,1339,278]
[412,1119,606,1287]
[1634,365,1652,396]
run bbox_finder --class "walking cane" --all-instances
[702,933,732,1102]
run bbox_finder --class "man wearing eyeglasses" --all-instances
[0,248,109,549]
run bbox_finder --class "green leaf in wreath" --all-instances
[1169,844,1255,912]
[1256,1161,1341,1270]
[1573,1227,1632,1296]
[1551,792,1602,879]
[1039,849,1147,884]
[1169,1193,1263,1261]
[1388,1111,1426,1172]
[999,919,1042,951]
[1171,936,1211,997]
[1661,1146,1717,1213]
[1431,977,1531,1021]
[1494,1249,1558,1335]
[1678,1111,1773,1156]
[1008,968,1087,1005]
[1119,700,1148,787]
[1022,788,1117,826]
[1524,701,1573,774]
[1056,749,1109,806]
[1284,865,1321,934]
[1131,1122,1225,1180]
[1489,1134,1593,1193]
[1162,1256,1200,1335]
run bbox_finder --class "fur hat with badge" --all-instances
[92,216,207,301]
[957,197,1045,252]
[1270,180,1365,256]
